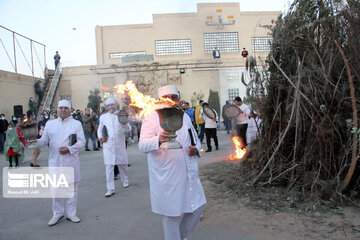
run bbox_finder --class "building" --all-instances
[0,3,280,118]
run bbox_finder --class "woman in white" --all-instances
[139,85,206,240]
[98,98,131,197]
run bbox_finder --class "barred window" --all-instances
[109,51,146,59]
[204,32,239,53]
[228,88,240,101]
[251,37,272,52]
[155,39,192,56]
[61,95,72,101]
[226,69,240,83]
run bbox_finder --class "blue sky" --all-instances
[0,0,291,77]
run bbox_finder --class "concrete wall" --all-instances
[59,2,279,117]
[0,70,40,119]
[57,66,101,111]
[95,2,279,65]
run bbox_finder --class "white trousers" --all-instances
[162,205,204,240]
[105,164,128,191]
[52,182,79,218]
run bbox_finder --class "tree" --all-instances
[87,88,102,114]
[246,0,360,200]
[190,91,205,107]
[207,90,220,117]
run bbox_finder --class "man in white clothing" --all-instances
[37,100,85,226]
[98,98,131,197]
[247,111,262,144]
[139,85,206,240]
[234,96,251,148]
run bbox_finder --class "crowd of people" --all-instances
[0,84,262,240]
[184,97,262,152]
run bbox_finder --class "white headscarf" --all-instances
[104,98,117,106]
[157,85,179,98]
[58,100,71,109]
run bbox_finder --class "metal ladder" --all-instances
[41,63,62,113]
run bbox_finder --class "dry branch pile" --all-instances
[246,0,360,202]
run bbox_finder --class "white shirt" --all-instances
[236,103,250,125]
[247,117,262,144]
[139,111,207,217]
[97,112,131,165]
[201,109,218,129]
[37,116,85,182]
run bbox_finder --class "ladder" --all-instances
[41,63,62,113]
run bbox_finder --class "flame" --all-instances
[23,118,28,123]
[101,81,175,118]
[200,148,205,152]
[99,86,116,92]
[229,137,247,160]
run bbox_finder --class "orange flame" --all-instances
[99,86,116,92]
[101,81,175,118]
[229,137,247,160]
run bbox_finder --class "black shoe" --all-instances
[85,149,91,151]
[205,149,212,152]
[93,148,100,151]
[30,163,34,167]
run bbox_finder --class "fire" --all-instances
[101,81,175,118]
[229,137,247,160]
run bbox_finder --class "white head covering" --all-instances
[157,85,179,98]
[104,98,117,106]
[58,100,71,109]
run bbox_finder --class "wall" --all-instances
[95,2,279,65]
[0,70,40,119]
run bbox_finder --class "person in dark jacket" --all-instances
[82,108,99,151]
[34,80,43,104]
[0,113,9,153]
[222,100,232,134]
[29,97,37,116]
[212,47,220,58]
[54,51,61,69]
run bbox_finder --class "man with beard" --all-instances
[139,85,206,240]
[97,98,131,197]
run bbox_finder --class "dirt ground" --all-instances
[200,164,360,240]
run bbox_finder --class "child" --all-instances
[4,123,24,167]
[39,125,44,136]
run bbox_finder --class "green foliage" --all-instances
[87,88,102,114]
[207,90,220,116]
[190,91,204,107]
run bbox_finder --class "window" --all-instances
[155,39,192,56]
[226,69,240,83]
[251,37,272,52]
[61,95,72,101]
[228,88,240,101]
[204,32,239,53]
[109,51,146,59]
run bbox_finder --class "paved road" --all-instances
[0,131,254,240]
